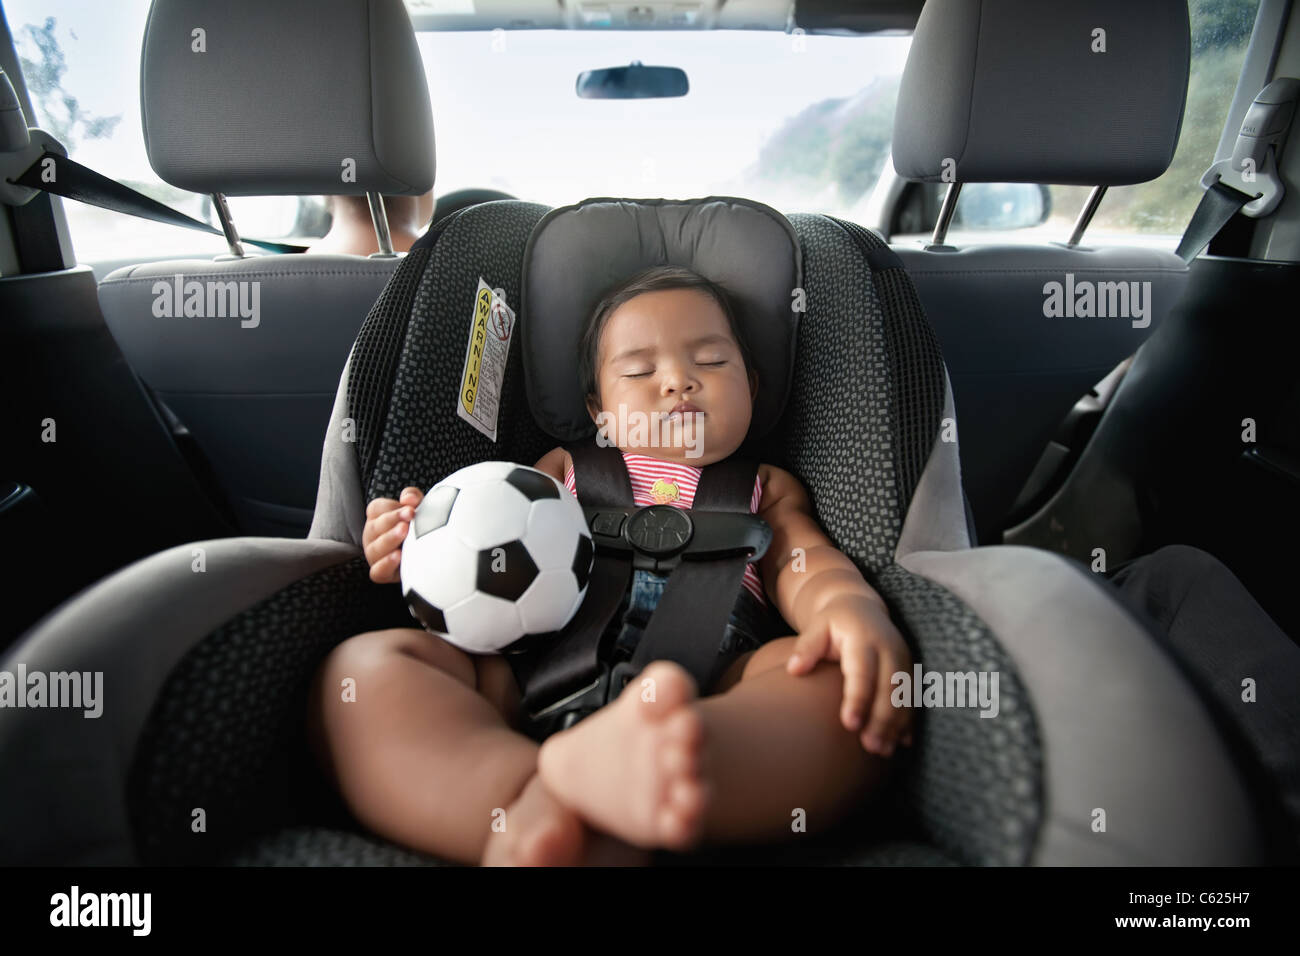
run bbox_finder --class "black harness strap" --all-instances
[506,440,632,716]
[627,453,759,694]
[505,438,765,740]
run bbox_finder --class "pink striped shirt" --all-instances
[564,451,768,608]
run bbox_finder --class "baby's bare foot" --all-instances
[481,772,585,867]
[537,661,709,851]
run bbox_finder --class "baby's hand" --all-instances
[785,594,914,756]
[362,487,424,585]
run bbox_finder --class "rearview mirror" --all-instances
[576,61,688,99]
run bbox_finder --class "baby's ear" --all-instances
[585,393,601,422]
[748,368,759,402]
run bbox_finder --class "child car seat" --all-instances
[0,197,1273,866]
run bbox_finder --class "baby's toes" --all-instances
[661,709,705,761]
[658,779,710,848]
[637,661,697,715]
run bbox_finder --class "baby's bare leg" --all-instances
[537,638,892,852]
[306,627,543,864]
[694,635,894,844]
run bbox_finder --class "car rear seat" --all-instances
[96,0,434,537]
[889,0,1192,544]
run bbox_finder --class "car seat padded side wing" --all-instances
[307,348,369,549]
[357,201,557,505]
[0,537,387,864]
[894,364,972,558]
[126,553,415,864]
[310,201,557,548]
[896,546,1269,865]
[869,561,1044,865]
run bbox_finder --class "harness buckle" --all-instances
[522,659,642,740]
[583,503,771,574]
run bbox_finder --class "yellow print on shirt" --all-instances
[650,478,680,504]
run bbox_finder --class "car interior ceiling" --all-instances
[0,0,1296,655]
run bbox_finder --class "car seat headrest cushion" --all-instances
[521,196,802,445]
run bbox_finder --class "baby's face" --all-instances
[586,288,757,466]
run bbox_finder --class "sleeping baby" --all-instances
[307,264,914,866]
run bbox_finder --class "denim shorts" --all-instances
[605,567,778,678]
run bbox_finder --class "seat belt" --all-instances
[504,437,771,741]
[1176,78,1297,263]
[7,151,306,254]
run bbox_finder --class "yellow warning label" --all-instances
[460,286,493,416]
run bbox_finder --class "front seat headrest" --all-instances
[893,0,1190,185]
[521,196,802,445]
[141,0,433,196]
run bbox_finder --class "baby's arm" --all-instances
[533,446,573,489]
[756,465,913,755]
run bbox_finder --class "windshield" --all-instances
[416,30,908,214]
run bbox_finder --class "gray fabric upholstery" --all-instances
[893,0,1190,184]
[521,197,802,443]
[872,561,1043,864]
[0,537,360,864]
[127,554,413,864]
[98,255,401,537]
[217,824,961,866]
[307,346,367,549]
[141,0,434,195]
[894,242,1189,543]
[895,366,971,558]
[748,213,909,573]
[220,826,456,866]
[900,546,1268,864]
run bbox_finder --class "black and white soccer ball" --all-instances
[400,461,594,653]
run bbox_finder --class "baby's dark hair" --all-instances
[578,265,756,407]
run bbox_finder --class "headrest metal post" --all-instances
[210,192,245,258]
[1066,186,1107,247]
[367,192,396,257]
[931,181,962,247]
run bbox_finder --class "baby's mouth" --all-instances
[663,410,704,423]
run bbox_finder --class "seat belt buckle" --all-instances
[605,660,639,703]
[522,660,641,740]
